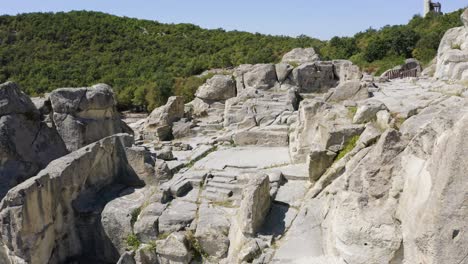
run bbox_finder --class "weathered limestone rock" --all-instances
[307,149,336,182]
[281,48,320,64]
[243,64,278,90]
[333,60,362,81]
[125,146,157,185]
[142,96,184,141]
[185,97,210,118]
[101,188,148,255]
[117,252,136,264]
[289,62,338,93]
[289,98,364,162]
[158,200,197,234]
[397,109,468,263]
[353,100,388,124]
[224,89,297,128]
[0,134,138,264]
[0,82,68,199]
[227,174,270,263]
[195,74,236,101]
[155,232,192,264]
[275,63,294,84]
[435,9,468,81]
[232,125,289,147]
[326,80,369,102]
[194,203,231,258]
[134,202,167,243]
[135,246,158,264]
[172,119,194,139]
[49,84,129,152]
[239,175,271,235]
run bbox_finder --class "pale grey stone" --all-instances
[327,80,369,102]
[281,48,320,64]
[158,200,197,234]
[50,83,128,151]
[155,232,192,264]
[195,75,236,101]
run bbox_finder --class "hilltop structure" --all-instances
[424,0,442,17]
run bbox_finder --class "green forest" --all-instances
[0,9,464,111]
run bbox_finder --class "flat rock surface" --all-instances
[193,146,291,170]
[272,199,326,263]
[265,163,309,180]
[372,79,444,117]
[274,180,310,207]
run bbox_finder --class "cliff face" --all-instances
[435,9,468,81]
[0,10,468,264]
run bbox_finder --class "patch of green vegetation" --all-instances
[157,232,170,240]
[321,9,464,72]
[451,43,462,50]
[186,230,209,259]
[0,11,323,111]
[145,240,157,251]
[263,162,290,169]
[394,117,407,129]
[347,106,357,119]
[125,234,141,251]
[211,200,236,208]
[335,135,360,161]
[130,207,142,227]
[288,61,300,68]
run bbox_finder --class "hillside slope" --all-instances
[0,9,465,110]
[0,11,323,109]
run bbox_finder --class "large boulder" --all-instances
[326,80,369,102]
[397,108,468,263]
[289,62,338,93]
[155,232,192,264]
[333,60,362,81]
[194,204,231,258]
[101,188,149,255]
[281,48,320,64]
[49,84,129,151]
[227,174,271,262]
[195,74,236,101]
[142,96,184,141]
[0,134,139,264]
[434,9,468,81]
[0,82,68,199]
[289,98,365,163]
[243,64,278,90]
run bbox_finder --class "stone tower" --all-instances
[424,0,442,17]
[424,0,431,17]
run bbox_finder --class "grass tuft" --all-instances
[335,135,360,161]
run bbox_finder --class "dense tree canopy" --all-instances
[0,9,464,111]
[0,11,323,110]
[321,9,464,74]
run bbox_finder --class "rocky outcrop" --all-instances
[195,75,236,101]
[0,134,139,264]
[4,42,468,264]
[326,80,369,102]
[141,96,184,141]
[281,48,320,64]
[0,82,68,200]
[49,84,130,152]
[288,62,338,93]
[227,174,271,263]
[435,9,468,81]
[289,98,365,163]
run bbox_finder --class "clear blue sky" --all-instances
[0,0,466,40]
